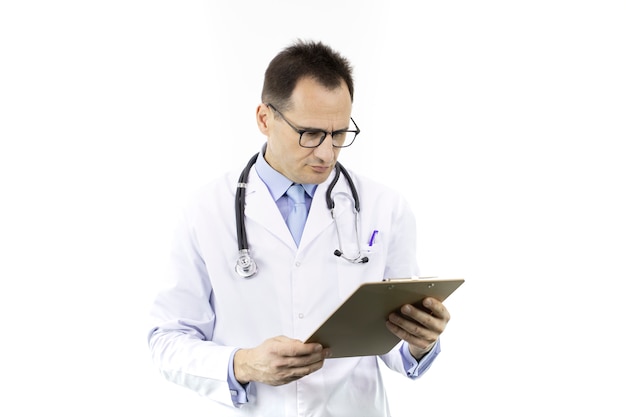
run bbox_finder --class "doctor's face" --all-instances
[258,77,353,185]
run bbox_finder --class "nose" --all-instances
[312,135,336,163]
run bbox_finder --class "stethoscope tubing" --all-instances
[236,153,259,251]
[235,153,365,277]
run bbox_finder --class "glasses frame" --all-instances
[266,103,360,148]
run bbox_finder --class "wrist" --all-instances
[233,349,251,384]
[408,340,436,360]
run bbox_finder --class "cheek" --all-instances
[265,139,300,175]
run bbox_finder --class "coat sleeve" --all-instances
[147,200,237,407]
[373,185,443,377]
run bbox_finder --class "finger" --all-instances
[385,319,437,349]
[388,306,445,342]
[422,297,450,321]
[280,353,324,369]
[387,311,438,339]
[398,302,449,332]
[398,304,441,331]
[272,338,322,359]
[285,349,328,369]
[297,342,325,356]
[274,353,327,383]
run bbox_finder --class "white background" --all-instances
[1,1,625,416]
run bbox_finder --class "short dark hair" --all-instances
[261,40,354,110]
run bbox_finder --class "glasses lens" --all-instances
[332,131,357,148]
[299,131,358,148]
[300,131,326,148]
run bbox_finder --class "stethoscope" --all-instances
[235,152,369,278]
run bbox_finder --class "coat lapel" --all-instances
[299,168,353,249]
[243,168,294,247]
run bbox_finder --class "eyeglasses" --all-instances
[266,103,360,148]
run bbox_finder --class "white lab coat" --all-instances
[148,163,432,416]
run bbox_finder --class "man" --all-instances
[148,40,452,416]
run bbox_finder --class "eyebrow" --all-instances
[295,120,351,133]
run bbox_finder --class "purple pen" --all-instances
[368,230,378,246]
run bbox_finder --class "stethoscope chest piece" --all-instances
[235,249,257,278]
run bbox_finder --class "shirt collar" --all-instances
[255,144,317,201]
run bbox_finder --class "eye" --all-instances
[302,131,325,139]
[300,131,326,146]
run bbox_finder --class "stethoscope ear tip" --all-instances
[334,249,368,264]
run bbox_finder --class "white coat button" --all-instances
[295,261,301,267]
[298,313,304,319]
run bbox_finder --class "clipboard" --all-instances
[305,277,464,358]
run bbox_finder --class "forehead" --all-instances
[288,77,352,119]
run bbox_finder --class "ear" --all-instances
[256,104,271,135]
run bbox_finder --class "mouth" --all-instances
[309,165,332,174]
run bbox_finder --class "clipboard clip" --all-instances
[382,276,438,282]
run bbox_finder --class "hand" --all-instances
[386,297,450,360]
[233,336,331,386]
